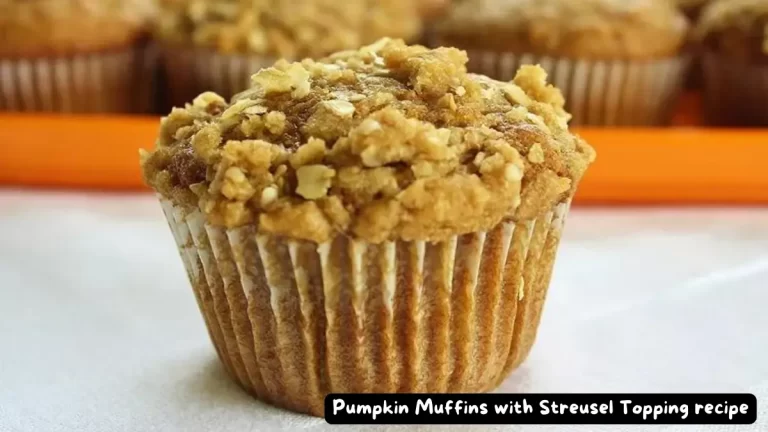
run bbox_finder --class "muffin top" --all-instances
[0,0,155,57]
[141,39,595,244]
[435,0,689,60]
[695,0,768,62]
[154,0,422,59]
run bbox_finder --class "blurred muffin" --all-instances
[676,0,712,20]
[140,39,595,416]
[0,0,157,113]
[675,0,713,90]
[419,0,451,20]
[417,0,452,46]
[434,0,690,126]
[696,0,768,126]
[155,0,422,108]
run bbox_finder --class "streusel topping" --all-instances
[695,0,768,60]
[155,0,421,58]
[436,0,688,60]
[141,39,595,243]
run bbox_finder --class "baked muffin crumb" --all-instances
[142,39,595,243]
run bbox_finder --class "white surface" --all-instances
[0,190,766,432]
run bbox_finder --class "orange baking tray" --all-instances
[0,113,766,205]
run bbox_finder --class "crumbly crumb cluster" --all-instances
[141,39,595,243]
[154,0,421,58]
[435,0,688,60]
[695,0,768,60]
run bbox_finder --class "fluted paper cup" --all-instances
[464,50,688,126]
[702,52,768,127]
[0,45,157,114]
[159,198,570,417]
[160,46,276,108]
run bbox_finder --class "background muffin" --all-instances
[417,0,452,45]
[140,39,595,416]
[695,0,768,126]
[675,0,712,20]
[419,0,451,19]
[0,0,157,113]
[434,0,690,126]
[675,0,713,89]
[155,0,423,108]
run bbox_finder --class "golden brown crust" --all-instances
[694,0,768,62]
[0,0,155,57]
[435,0,689,60]
[154,0,422,58]
[141,39,595,244]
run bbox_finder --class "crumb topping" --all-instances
[695,0,768,61]
[435,0,688,60]
[0,0,155,57]
[154,0,422,58]
[141,39,595,244]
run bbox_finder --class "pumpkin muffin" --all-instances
[155,0,423,108]
[140,39,595,416]
[695,0,768,126]
[434,0,690,126]
[0,0,157,113]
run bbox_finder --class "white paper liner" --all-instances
[0,45,157,114]
[464,50,689,126]
[161,46,276,108]
[702,52,768,127]
[159,199,570,416]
